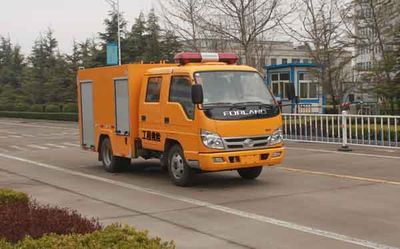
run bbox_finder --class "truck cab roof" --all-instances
[145,63,258,76]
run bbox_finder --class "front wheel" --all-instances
[237,166,263,180]
[167,145,194,187]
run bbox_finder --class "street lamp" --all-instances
[105,0,121,66]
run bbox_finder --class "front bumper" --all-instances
[197,147,285,172]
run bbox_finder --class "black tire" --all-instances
[160,153,169,172]
[167,145,194,186]
[100,138,130,173]
[237,166,263,180]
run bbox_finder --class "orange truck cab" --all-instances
[77,52,285,186]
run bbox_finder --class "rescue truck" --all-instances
[77,52,285,186]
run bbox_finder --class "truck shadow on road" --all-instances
[119,160,268,189]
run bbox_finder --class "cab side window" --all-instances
[145,77,162,102]
[169,76,194,119]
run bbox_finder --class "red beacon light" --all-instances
[174,52,238,65]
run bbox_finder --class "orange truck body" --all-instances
[77,57,285,185]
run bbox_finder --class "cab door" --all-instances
[139,76,163,151]
[162,75,198,159]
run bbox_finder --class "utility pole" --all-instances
[105,0,121,65]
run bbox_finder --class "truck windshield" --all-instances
[194,71,274,106]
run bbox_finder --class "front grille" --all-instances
[223,135,270,151]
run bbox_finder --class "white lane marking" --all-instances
[0,121,76,130]
[21,134,35,138]
[26,144,48,150]
[0,130,17,134]
[45,143,66,149]
[287,147,400,160]
[0,136,7,139]
[49,133,63,136]
[0,153,397,249]
[62,142,80,147]
[280,167,400,186]
[8,135,22,138]
[9,145,25,151]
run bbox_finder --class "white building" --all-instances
[353,0,400,102]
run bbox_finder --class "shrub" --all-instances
[0,200,101,243]
[45,104,60,113]
[0,103,15,111]
[14,103,29,112]
[0,189,29,207]
[63,103,78,113]
[0,224,175,249]
[29,104,44,113]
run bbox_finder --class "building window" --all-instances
[169,76,194,119]
[292,58,300,63]
[270,58,277,65]
[303,59,309,64]
[145,77,162,102]
[281,58,288,64]
[271,72,290,99]
[299,72,318,99]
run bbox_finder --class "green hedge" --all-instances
[29,104,45,112]
[45,104,61,113]
[0,224,175,249]
[63,103,78,113]
[0,189,29,206]
[0,103,78,113]
[0,111,78,122]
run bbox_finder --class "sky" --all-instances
[0,0,157,55]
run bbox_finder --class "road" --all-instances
[1,118,399,249]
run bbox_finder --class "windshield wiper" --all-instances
[203,102,233,107]
[232,101,273,106]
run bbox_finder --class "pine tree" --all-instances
[98,10,127,66]
[124,12,147,63]
[0,36,26,107]
[24,29,59,104]
[144,9,162,62]
[79,39,101,68]
[160,30,181,62]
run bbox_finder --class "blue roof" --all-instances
[264,63,318,70]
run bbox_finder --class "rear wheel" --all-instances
[237,166,263,180]
[167,145,194,186]
[101,138,130,172]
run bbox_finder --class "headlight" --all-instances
[201,129,224,149]
[269,129,283,146]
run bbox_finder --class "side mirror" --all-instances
[192,84,203,104]
[287,84,295,100]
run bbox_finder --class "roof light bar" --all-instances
[174,52,238,65]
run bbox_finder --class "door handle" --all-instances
[164,117,170,124]
[141,115,146,121]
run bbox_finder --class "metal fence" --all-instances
[282,112,400,148]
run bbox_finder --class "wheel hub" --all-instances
[171,153,184,179]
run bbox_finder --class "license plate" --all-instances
[241,155,257,164]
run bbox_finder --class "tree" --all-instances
[160,30,181,62]
[282,0,354,112]
[125,12,147,63]
[0,36,26,107]
[160,0,206,51]
[351,0,400,113]
[144,9,162,62]
[98,10,127,66]
[79,38,102,68]
[24,29,59,104]
[198,0,293,67]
